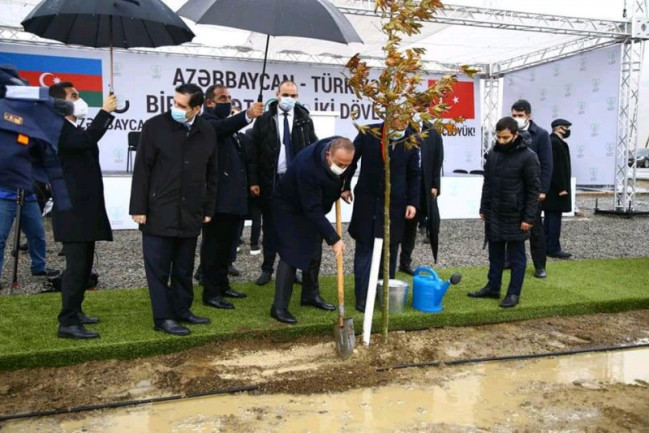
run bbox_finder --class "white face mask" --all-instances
[330,163,347,176]
[389,129,406,140]
[514,117,528,129]
[413,113,422,123]
[72,98,89,119]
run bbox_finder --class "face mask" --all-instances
[171,106,189,123]
[413,113,422,123]
[278,96,296,112]
[72,98,89,119]
[330,163,347,176]
[213,102,231,118]
[562,129,571,139]
[389,129,406,140]
[515,117,528,129]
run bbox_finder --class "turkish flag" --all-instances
[428,80,475,119]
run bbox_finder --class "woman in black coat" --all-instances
[543,120,573,257]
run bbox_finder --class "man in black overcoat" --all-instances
[49,82,116,339]
[399,99,444,274]
[130,84,217,336]
[247,80,318,286]
[270,137,352,324]
[342,120,421,312]
[199,85,263,310]
[543,118,573,259]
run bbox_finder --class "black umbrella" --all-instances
[177,0,362,101]
[22,0,194,101]
[426,195,441,263]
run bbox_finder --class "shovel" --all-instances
[334,199,355,359]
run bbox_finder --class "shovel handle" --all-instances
[336,200,344,318]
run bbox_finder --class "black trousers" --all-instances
[505,205,546,270]
[488,240,526,296]
[58,241,95,326]
[544,211,563,254]
[259,197,278,273]
[399,215,418,268]
[142,233,197,325]
[248,198,262,246]
[201,213,242,301]
[353,238,398,310]
[272,236,323,310]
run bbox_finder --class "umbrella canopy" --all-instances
[21,0,194,49]
[178,0,362,45]
[178,0,362,101]
[426,195,441,263]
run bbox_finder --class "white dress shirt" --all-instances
[276,108,294,174]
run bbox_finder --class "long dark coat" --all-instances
[480,133,541,242]
[542,133,572,213]
[247,101,317,201]
[129,111,217,238]
[201,107,248,216]
[271,137,346,270]
[525,120,553,194]
[51,110,114,242]
[419,122,444,203]
[345,124,421,245]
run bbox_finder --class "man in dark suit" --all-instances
[399,98,444,274]
[248,80,318,286]
[48,82,116,339]
[543,118,573,259]
[130,84,217,336]
[199,85,263,310]
[510,99,552,279]
[342,119,421,312]
[270,137,352,323]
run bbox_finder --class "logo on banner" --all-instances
[552,105,560,118]
[465,150,473,163]
[0,52,104,107]
[607,97,616,111]
[578,101,586,115]
[592,78,601,93]
[608,50,617,65]
[553,64,561,77]
[589,167,599,182]
[428,80,475,119]
[109,206,124,224]
[579,57,588,71]
[606,142,615,157]
[540,88,547,101]
[151,65,162,79]
[577,144,585,158]
[113,62,123,77]
[113,148,124,163]
[507,77,514,87]
[564,84,573,97]
[591,122,600,137]
[529,71,536,82]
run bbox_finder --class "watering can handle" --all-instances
[413,266,438,279]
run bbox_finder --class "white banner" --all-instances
[0,44,481,174]
[502,45,621,186]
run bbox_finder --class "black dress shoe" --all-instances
[355,304,366,313]
[228,264,241,277]
[500,294,519,308]
[178,312,211,325]
[399,265,415,276]
[270,306,297,324]
[467,286,501,299]
[154,319,190,336]
[204,296,234,309]
[32,268,60,277]
[58,324,99,339]
[255,271,272,286]
[223,288,247,298]
[534,268,547,279]
[78,313,99,325]
[301,295,335,311]
[548,250,572,259]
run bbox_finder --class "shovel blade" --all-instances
[334,317,355,359]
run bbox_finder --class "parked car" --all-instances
[628,148,649,168]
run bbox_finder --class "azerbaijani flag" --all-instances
[0,52,103,107]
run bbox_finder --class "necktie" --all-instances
[184,122,191,131]
[282,112,292,166]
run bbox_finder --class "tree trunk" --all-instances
[382,114,391,344]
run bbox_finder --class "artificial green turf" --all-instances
[0,257,648,371]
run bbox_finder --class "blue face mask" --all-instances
[171,106,188,123]
[278,97,296,112]
[213,102,231,118]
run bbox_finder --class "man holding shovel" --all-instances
[269,137,354,324]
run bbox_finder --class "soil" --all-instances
[1,309,648,426]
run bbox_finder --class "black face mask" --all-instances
[562,129,571,139]
[213,102,232,118]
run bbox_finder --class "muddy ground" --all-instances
[1,309,648,429]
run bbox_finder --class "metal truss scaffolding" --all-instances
[480,71,502,164]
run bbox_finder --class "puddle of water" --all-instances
[3,348,649,432]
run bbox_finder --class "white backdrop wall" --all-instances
[502,45,622,186]
[0,43,481,174]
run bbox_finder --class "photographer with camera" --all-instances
[49,82,117,340]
